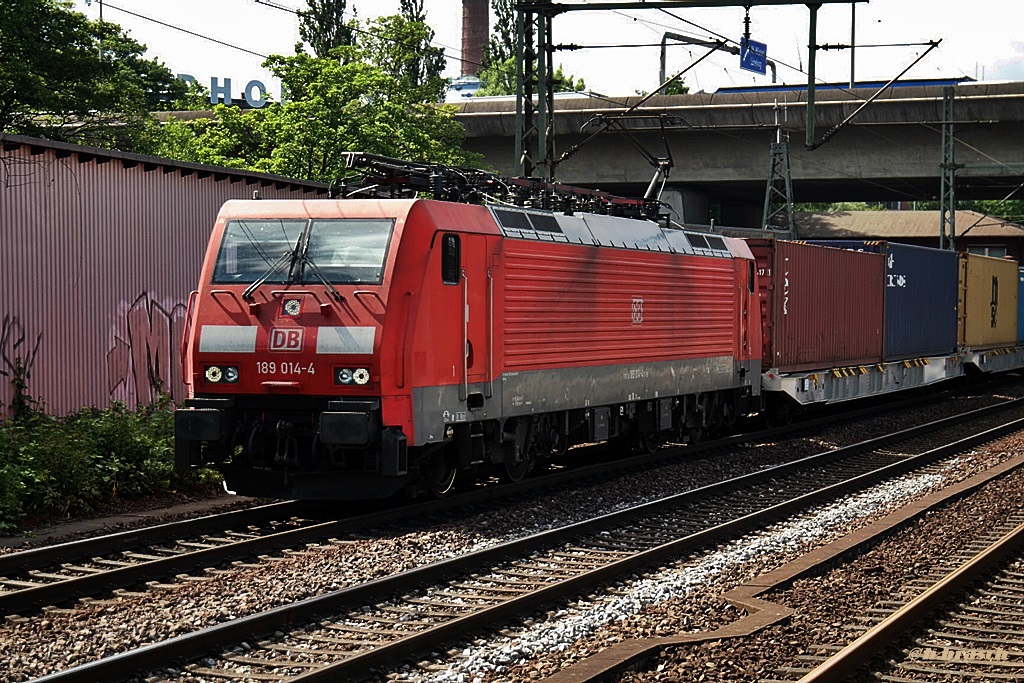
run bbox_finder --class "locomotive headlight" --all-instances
[335,367,372,386]
[224,366,239,383]
[205,366,223,383]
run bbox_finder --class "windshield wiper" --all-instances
[242,226,306,301]
[301,256,345,301]
[242,250,295,301]
[293,227,344,302]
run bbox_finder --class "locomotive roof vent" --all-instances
[491,207,578,243]
[663,230,731,258]
[493,207,564,235]
[489,205,731,258]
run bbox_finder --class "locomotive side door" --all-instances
[440,231,492,407]
[461,234,492,405]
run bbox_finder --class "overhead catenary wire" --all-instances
[98,3,270,59]
[91,2,1020,210]
[631,6,1019,204]
[249,0,640,107]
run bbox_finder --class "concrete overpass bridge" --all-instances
[455,81,1024,227]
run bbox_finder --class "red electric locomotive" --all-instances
[175,165,762,498]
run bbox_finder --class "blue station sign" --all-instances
[740,37,768,75]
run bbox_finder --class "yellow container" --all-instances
[958,252,1020,349]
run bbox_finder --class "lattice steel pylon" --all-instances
[515,1,555,179]
[762,115,795,233]
[939,86,959,250]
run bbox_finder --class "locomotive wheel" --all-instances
[638,431,664,454]
[687,426,705,444]
[246,422,265,464]
[502,451,531,484]
[428,455,458,498]
[722,401,738,427]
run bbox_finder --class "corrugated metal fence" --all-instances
[0,135,328,414]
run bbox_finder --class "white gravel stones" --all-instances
[419,469,949,682]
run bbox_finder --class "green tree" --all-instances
[299,0,357,59]
[360,12,447,103]
[0,0,185,150]
[662,76,690,95]
[156,47,480,182]
[400,0,426,22]
[963,200,1024,224]
[795,202,886,212]
[476,58,585,97]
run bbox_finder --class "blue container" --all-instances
[1018,268,1024,344]
[811,241,959,360]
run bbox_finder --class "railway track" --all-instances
[28,396,1024,682]
[3,383,1009,618]
[0,501,324,615]
[780,515,1024,683]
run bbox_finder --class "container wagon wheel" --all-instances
[762,397,793,428]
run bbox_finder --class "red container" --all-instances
[747,240,884,372]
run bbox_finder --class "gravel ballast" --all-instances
[2,390,1023,682]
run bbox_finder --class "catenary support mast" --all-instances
[514,0,863,181]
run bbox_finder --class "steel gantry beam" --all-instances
[515,0,866,180]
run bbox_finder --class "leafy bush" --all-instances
[0,370,218,533]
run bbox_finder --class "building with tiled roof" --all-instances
[794,210,1024,261]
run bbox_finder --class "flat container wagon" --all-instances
[748,240,884,372]
[810,241,959,360]
[958,253,1020,350]
[1019,268,1024,343]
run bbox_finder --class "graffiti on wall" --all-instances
[107,293,188,406]
[0,314,43,409]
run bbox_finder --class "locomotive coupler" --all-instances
[273,420,299,467]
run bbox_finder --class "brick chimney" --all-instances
[462,0,489,76]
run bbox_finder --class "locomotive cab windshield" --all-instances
[214,218,395,287]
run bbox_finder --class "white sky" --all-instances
[71,0,1024,99]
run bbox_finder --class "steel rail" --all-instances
[796,520,1024,683]
[3,378,992,616]
[29,398,1024,683]
[1,515,338,615]
[0,500,308,576]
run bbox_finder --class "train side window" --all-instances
[748,261,755,293]
[441,233,461,285]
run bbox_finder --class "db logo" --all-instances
[631,297,644,325]
[269,328,304,352]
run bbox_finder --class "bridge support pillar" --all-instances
[661,187,710,224]
[720,203,765,230]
